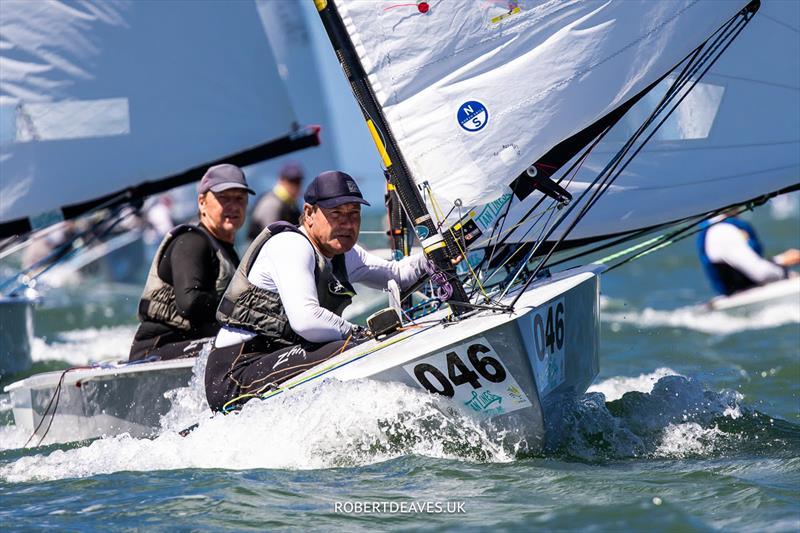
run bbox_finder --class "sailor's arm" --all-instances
[706,224,787,284]
[345,244,428,290]
[268,233,355,342]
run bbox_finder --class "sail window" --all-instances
[616,78,725,142]
[1,98,130,144]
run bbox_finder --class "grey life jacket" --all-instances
[137,224,236,330]
[216,221,355,347]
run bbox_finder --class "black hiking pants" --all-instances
[204,336,349,412]
[129,335,213,362]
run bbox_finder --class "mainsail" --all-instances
[0,0,319,237]
[316,0,762,308]
[327,1,754,205]
[492,0,800,246]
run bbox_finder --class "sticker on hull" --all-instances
[403,337,532,417]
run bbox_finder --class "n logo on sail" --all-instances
[457,100,488,132]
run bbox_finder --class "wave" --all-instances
[31,326,136,366]
[601,299,799,335]
[559,370,799,462]
[0,378,513,483]
[2,365,796,482]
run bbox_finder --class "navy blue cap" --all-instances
[304,170,370,208]
[279,162,304,182]
[198,164,255,195]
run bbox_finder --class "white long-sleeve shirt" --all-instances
[704,222,786,284]
[216,229,426,347]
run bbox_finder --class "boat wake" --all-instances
[30,326,136,366]
[601,299,800,335]
[2,367,796,482]
[0,378,513,483]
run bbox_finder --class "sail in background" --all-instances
[497,0,800,245]
[0,0,309,234]
[334,0,750,214]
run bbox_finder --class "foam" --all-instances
[588,367,680,401]
[31,325,136,365]
[602,302,800,335]
[0,379,513,482]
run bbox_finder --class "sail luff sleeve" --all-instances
[315,0,470,311]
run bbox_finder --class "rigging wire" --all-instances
[506,6,756,310]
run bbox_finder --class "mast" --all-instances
[314,0,470,314]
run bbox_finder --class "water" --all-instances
[1,207,798,531]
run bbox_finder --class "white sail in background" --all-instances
[497,0,800,245]
[254,0,339,185]
[334,0,750,215]
[0,0,306,233]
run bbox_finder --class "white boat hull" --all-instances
[706,276,800,314]
[5,265,601,452]
[5,358,196,445]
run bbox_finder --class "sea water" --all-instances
[0,205,798,531]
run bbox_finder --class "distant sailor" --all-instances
[205,170,428,412]
[129,164,253,361]
[247,162,304,240]
[697,213,800,296]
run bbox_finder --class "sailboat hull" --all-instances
[271,265,601,453]
[5,359,196,446]
[705,276,800,314]
[5,266,600,451]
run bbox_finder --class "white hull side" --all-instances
[261,265,602,454]
[706,276,800,314]
[5,359,196,445]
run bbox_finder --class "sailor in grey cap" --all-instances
[205,170,429,412]
[129,164,253,362]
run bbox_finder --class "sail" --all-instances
[494,0,800,246]
[0,0,318,237]
[332,0,751,214]
[253,0,340,184]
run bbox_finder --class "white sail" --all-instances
[0,0,312,235]
[334,0,750,215]
[253,0,340,184]
[496,0,800,245]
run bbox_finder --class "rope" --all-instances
[23,365,94,448]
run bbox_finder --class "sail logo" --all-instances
[457,101,488,132]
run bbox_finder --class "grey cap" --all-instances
[198,164,255,195]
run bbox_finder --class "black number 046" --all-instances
[533,301,565,361]
[413,343,507,398]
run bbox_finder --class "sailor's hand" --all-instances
[349,325,372,342]
[774,248,800,267]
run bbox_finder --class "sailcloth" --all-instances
[500,0,800,244]
[331,0,787,245]
[0,0,316,236]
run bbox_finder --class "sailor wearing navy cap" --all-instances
[205,171,428,412]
